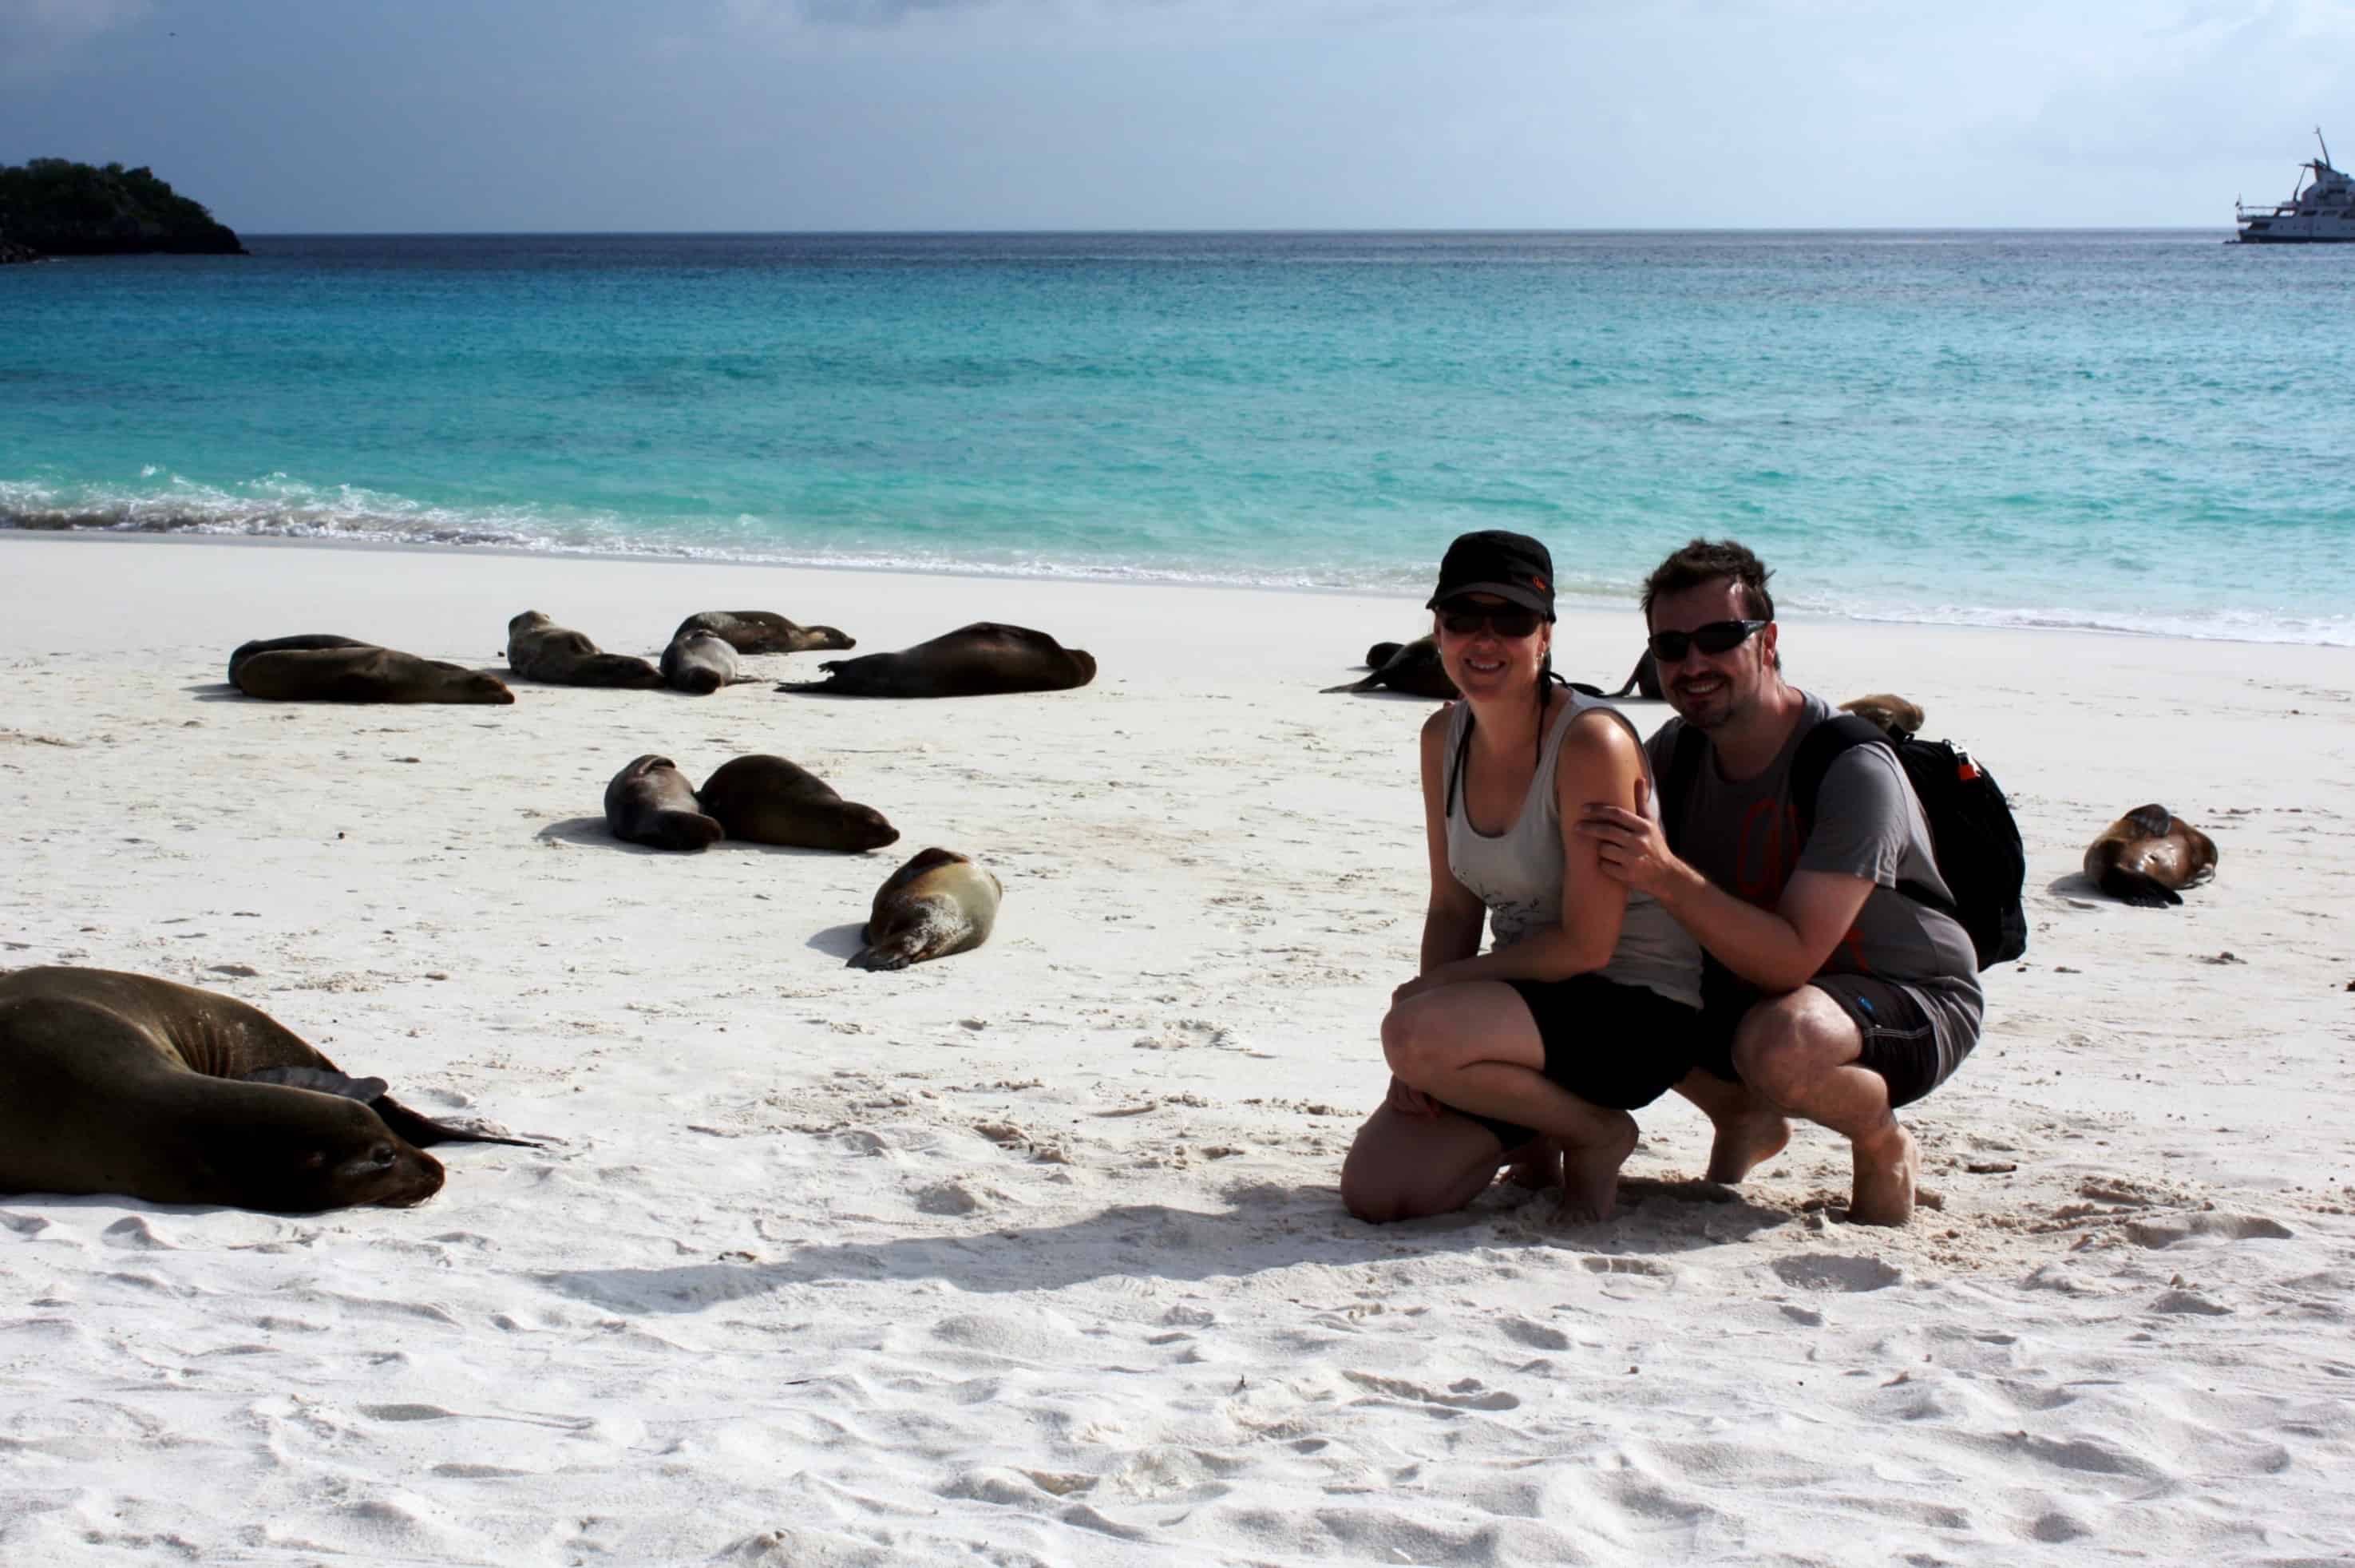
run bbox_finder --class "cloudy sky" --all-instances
[6,0,2351,231]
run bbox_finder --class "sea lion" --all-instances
[506,611,663,689]
[850,848,1003,971]
[695,754,899,852]
[234,646,515,705]
[673,611,855,656]
[781,623,1096,699]
[1606,650,1663,700]
[604,754,724,851]
[1840,693,1926,738]
[0,966,532,1213]
[1324,636,1458,699]
[2084,805,2218,908]
[228,633,375,684]
[659,628,742,695]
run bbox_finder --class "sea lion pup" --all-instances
[505,611,663,689]
[1606,649,1663,700]
[1840,692,1926,738]
[234,646,515,705]
[0,966,534,1214]
[659,628,742,695]
[781,623,1096,699]
[2084,804,2218,908]
[228,633,375,685]
[673,610,856,656]
[695,754,899,852]
[1324,636,1458,699]
[850,848,1003,971]
[603,754,725,851]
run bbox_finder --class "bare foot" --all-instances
[1555,1114,1640,1223]
[1501,1137,1562,1191]
[1704,1107,1791,1185]
[1848,1121,1919,1225]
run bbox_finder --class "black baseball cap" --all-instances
[1426,530,1555,618]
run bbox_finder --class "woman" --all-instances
[1340,530,1701,1223]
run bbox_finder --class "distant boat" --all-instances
[2235,128,2355,243]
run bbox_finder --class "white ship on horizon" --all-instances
[2235,129,2355,242]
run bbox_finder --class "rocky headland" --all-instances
[0,159,245,263]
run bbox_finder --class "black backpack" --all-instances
[1659,714,2028,971]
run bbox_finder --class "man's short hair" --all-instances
[1641,538,1776,624]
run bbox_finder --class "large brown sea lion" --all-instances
[506,612,663,689]
[1324,636,1458,699]
[604,754,724,851]
[851,849,1003,971]
[0,967,532,1213]
[2084,805,2218,908]
[1839,693,1926,738]
[234,646,515,705]
[781,623,1095,699]
[228,633,375,684]
[673,611,855,656]
[659,629,742,695]
[695,755,899,852]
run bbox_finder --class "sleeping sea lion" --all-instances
[228,633,376,685]
[1324,636,1458,700]
[2084,805,2218,908]
[0,966,532,1213]
[659,629,742,695]
[234,646,515,705]
[506,611,663,689]
[604,754,724,851]
[695,754,899,852]
[781,623,1095,699]
[850,848,1003,971]
[673,611,855,656]
[1839,693,1926,739]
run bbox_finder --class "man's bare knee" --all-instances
[1730,992,1857,1107]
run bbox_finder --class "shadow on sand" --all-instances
[536,1179,1794,1315]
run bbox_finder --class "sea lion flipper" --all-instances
[2124,803,2175,838]
[2097,866,2184,908]
[244,1067,391,1102]
[370,1094,544,1149]
[1319,675,1382,695]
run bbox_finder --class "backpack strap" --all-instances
[1656,721,1708,855]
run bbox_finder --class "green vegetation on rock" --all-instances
[0,159,246,259]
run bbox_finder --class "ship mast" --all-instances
[2320,126,2334,170]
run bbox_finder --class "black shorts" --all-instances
[1691,974,1956,1110]
[1455,974,1700,1151]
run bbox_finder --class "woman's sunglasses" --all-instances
[1645,619,1771,663]
[1437,604,1545,639]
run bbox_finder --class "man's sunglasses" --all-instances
[1646,619,1771,663]
[1437,604,1545,639]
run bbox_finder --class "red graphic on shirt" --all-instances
[1730,793,1872,974]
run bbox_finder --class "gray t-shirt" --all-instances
[1645,692,1983,1045]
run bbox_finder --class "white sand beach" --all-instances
[3,530,2353,1566]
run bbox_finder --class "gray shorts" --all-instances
[1695,973,1973,1109]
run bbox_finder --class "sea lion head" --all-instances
[803,624,856,651]
[443,664,517,705]
[508,610,553,636]
[1067,650,1098,684]
[202,1095,447,1212]
[835,802,901,852]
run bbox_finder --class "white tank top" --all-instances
[1443,689,1702,1009]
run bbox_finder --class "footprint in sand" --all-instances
[1771,1253,1902,1293]
[2125,1213,2294,1248]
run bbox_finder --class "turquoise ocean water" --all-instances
[4,231,2350,643]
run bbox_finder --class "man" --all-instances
[1576,539,1981,1225]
